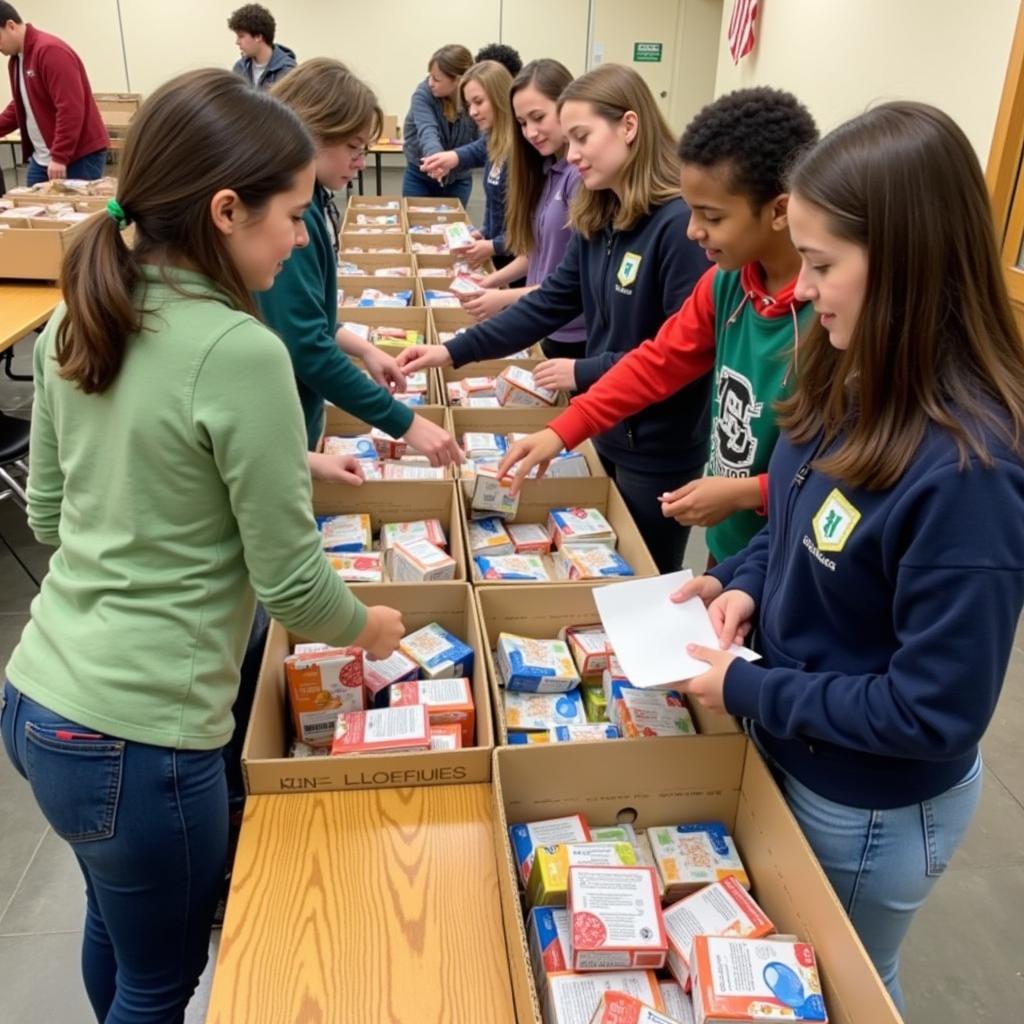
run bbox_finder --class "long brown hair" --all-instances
[57,68,313,395]
[779,101,1024,487]
[271,57,382,145]
[461,60,514,169]
[505,59,574,256]
[557,64,680,239]
[430,44,473,121]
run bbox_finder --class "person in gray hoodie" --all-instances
[228,4,295,89]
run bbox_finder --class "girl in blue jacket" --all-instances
[679,102,1024,1014]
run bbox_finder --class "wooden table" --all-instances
[367,141,403,196]
[0,281,60,357]
[205,783,517,1024]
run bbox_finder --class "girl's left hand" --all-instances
[676,644,737,714]
[533,358,577,392]
[463,238,495,267]
[459,287,516,321]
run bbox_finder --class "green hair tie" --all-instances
[106,198,129,230]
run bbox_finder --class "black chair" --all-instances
[0,411,30,510]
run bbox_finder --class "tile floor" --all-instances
[1,165,1022,1022]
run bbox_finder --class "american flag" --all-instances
[728,0,759,64]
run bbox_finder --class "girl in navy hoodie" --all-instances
[399,64,709,573]
[679,102,1024,1014]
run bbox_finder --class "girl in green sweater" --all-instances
[1,69,403,1022]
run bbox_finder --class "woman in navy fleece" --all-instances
[679,103,1024,1014]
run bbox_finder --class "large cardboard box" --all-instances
[460,477,657,586]
[442,361,565,407]
[333,306,430,355]
[414,251,495,278]
[243,583,493,793]
[0,216,92,279]
[431,306,542,353]
[407,209,470,228]
[337,251,415,278]
[340,231,409,254]
[475,584,739,743]
[493,740,902,1024]
[312,479,467,581]
[322,400,447,438]
[337,275,422,308]
[403,196,466,216]
[342,206,407,233]
[4,193,109,213]
[347,193,403,211]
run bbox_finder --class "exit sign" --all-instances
[633,42,663,62]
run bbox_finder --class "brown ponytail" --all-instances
[57,67,313,394]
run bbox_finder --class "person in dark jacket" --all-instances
[400,65,709,573]
[228,4,296,89]
[677,102,1024,1016]
[0,4,108,184]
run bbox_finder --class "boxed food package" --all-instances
[400,622,475,679]
[468,517,515,558]
[509,814,591,886]
[284,646,365,747]
[389,676,475,747]
[506,724,619,745]
[528,907,572,986]
[497,634,581,694]
[546,972,665,1024]
[589,991,690,1024]
[560,625,612,677]
[443,221,473,251]
[647,823,751,901]
[527,842,638,908]
[380,519,447,567]
[370,427,408,460]
[690,936,828,1023]
[382,463,447,481]
[496,365,558,408]
[463,431,507,459]
[603,657,634,714]
[581,684,608,724]
[663,878,775,990]
[659,982,696,1024]
[429,723,463,750]
[508,522,553,555]
[330,704,432,756]
[553,546,635,581]
[327,552,384,583]
[472,466,520,519]
[475,554,552,582]
[390,538,457,582]
[504,690,586,732]
[363,649,419,706]
[548,508,618,551]
[316,513,373,553]
[617,690,696,739]
[323,435,377,460]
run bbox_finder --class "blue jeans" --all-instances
[1,681,228,1024]
[26,149,108,186]
[401,164,473,207]
[774,750,982,1015]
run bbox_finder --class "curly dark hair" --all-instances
[475,43,522,77]
[678,87,818,208]
[227,4,276,46]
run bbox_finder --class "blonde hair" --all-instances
[271,57,382,145]
[461,60,515,169]
[430,44,474,122]
[558,64,680,238]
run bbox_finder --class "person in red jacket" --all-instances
[0,4,109,185]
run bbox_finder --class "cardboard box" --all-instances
[527,842,638,908]
[348,194,403,210]
[0,215,94,279]
[463,478,657,586]
[330,306,429,356]
[546,972,665,1024]
[416,251,496,280]
[284,645,365,746]
[390,538,457,582]
[336,251,415,278]
[491,739,901,1024]
[389,676,475,747]
[342,207,407,232]
[496,365,559,407]
[340,231,409,253]
[330,704,431,755]
[403,196,465,214]
[311,479,466,581]
[509,814,592,885]
[321,403,447,442]
[242,582,493,792]
[336,275,421,308]
[407,209,471,229]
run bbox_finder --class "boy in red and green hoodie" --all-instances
[501,88,819,565]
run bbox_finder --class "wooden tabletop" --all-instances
[206,783,517,1024]
[0,282,60,354]
[370,142,404,153]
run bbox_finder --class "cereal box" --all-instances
[363,649,419,706]
[546,452,592,479]
[590,991,689,1024]
[389,677,475,747]
[546,972,665,1024]
[528,907,572,986]
[471,465,520,519]
[663,878,775,990]
[285,646,366,747]
[382,463,446,480]
[504,690,585,732]
[495,365,558,407]
[370,427,407,460]
[380,519,447,568]
[560,625,612,677]
[323,435,377,459]
[316,513,373,553]
[581,683,608,723]
[659,982,696,1024]
[568,865,668,970]
[450,273,485,295]
[528,842,638,907]
[617,690,696,739]
[647,823,751,901]
[554,546,635,580]
[467,517,514,557]
[547,724,619,743]
[474,553,552,581]
[548,507,617,550]
[428,723,463,750]
[389,538,457,582]
[328,552,384,583]
[510,815,591,886]
[400,622,475,679]
[497,634,581,693]
[690,936,828,1023]
[507,522,553,555]
[330,704,431,756]
[463,431,507,459]
[461,377,498,397]
[443,221,473,251]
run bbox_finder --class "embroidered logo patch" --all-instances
[812,489,861,552]
[617,251,642,288]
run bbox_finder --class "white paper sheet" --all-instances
[593,570,760,689]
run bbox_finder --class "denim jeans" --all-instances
[26,149,108,186]
[774,749,982,1015]
[401,163,473,207]
[1,680,228,1024]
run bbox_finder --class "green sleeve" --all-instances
[25,320,64,546]
[191,319,367,645]
[258,213,414,440]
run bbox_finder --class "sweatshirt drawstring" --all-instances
[784,303,801,385]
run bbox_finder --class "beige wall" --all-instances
[712,0,1019,163]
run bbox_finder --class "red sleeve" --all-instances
[39,48,85,165]
[551,266,718,450]
[0,98,17,138]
